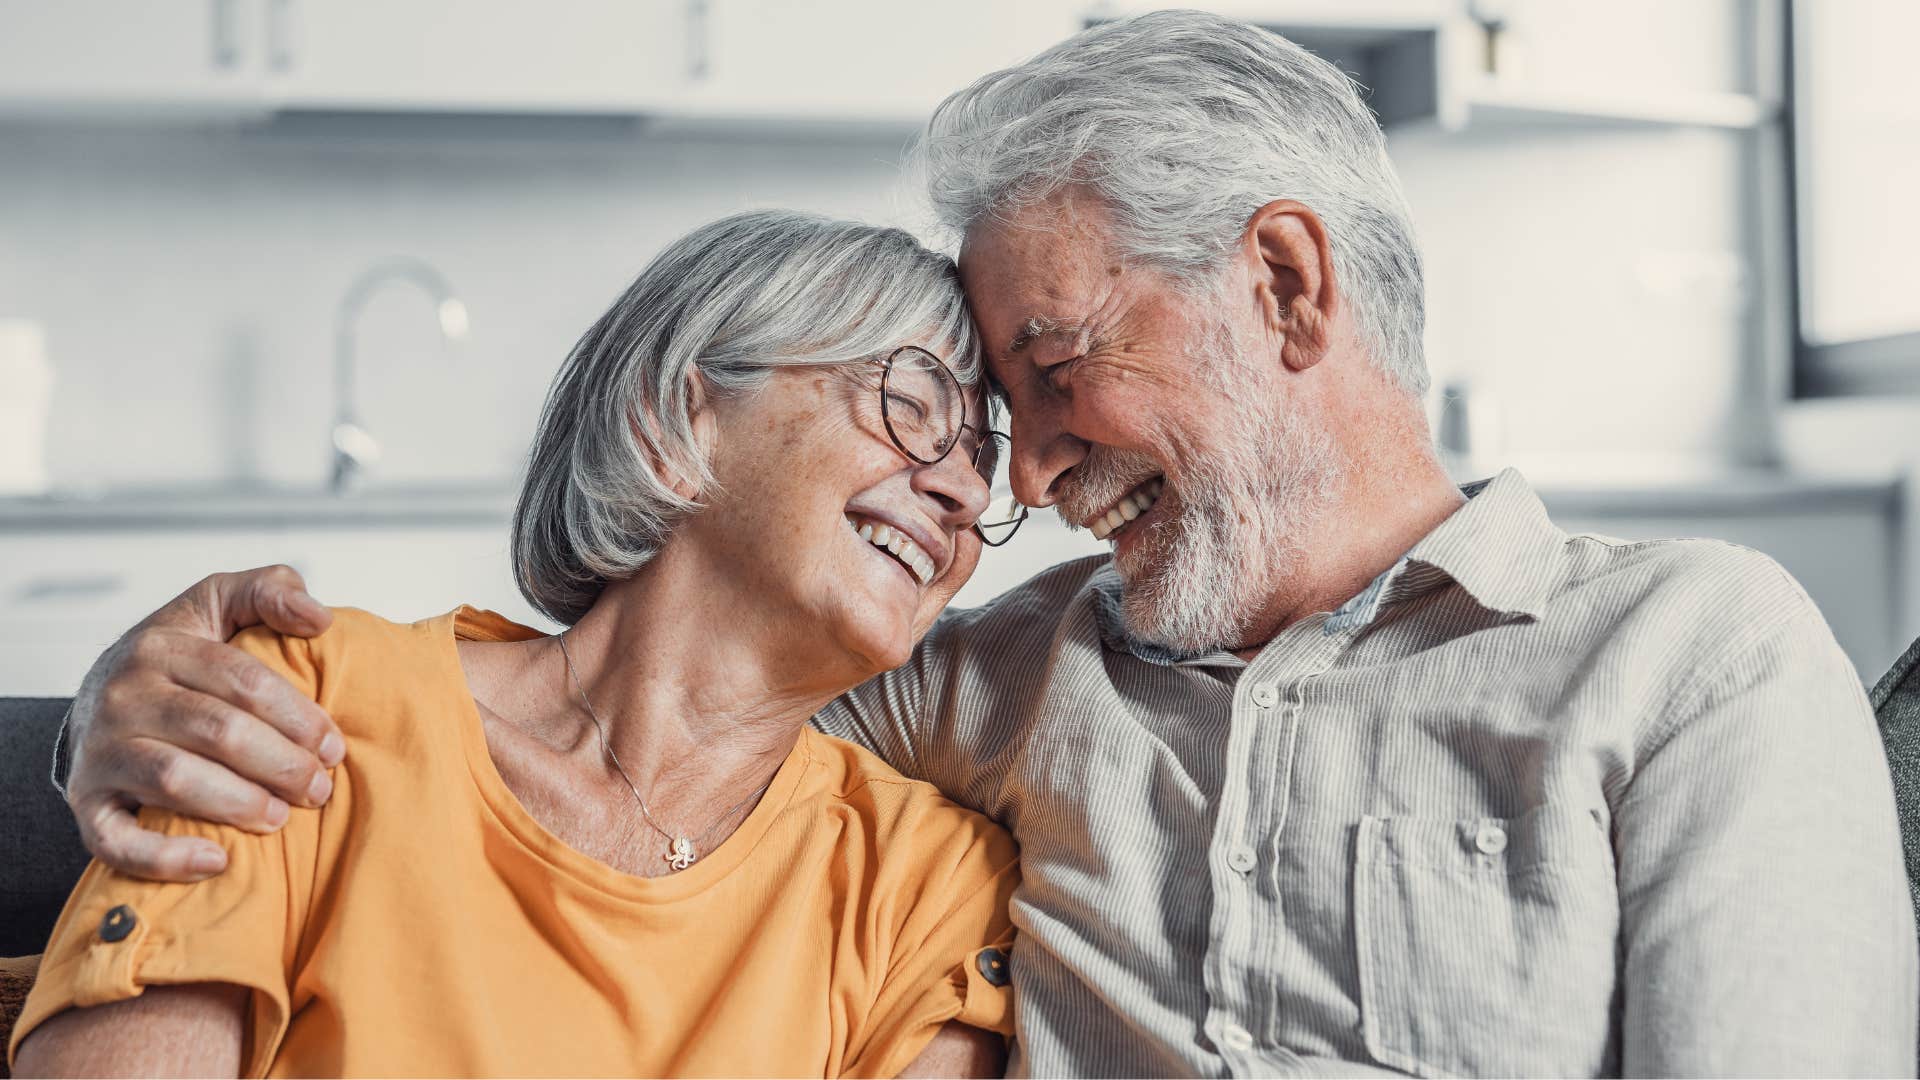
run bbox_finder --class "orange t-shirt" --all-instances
[11,607,1019,1078]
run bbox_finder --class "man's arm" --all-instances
[12,984,246,1078]
[63,566,341,881]
[1616,602,1918,1075]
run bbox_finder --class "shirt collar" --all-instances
[1087,467,1565,663]
[1393,467,1564,620]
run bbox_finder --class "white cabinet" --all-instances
[0,0,1082,123]
[0,0,265,112]
[682,0,1083,125]
[0,522,549,697]
[263,0,694,113]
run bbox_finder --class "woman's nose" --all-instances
[912,448,992,530]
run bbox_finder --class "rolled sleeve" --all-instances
[846,799,1020,1079]
[1616,602,1919,1076]
[7,806,309,1077]
[9,627,322,1077]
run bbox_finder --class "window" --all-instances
[1789,0,1920,396]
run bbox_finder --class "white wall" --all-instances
[0,121,927,489]
[0,112,1762,492]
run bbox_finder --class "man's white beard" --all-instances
[1114,319,1339,653]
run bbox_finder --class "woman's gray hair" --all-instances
[916,9,1427,394]
[513,209,982,625]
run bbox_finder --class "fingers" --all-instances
[142,674,333,813]
[76,792,231,884]
[159,631,342,773]
[103,733,294,834]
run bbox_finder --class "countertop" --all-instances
[0,481,519,531]
[0,462,1907,532]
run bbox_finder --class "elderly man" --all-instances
[44,11,1916,1077]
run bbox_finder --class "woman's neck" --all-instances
[518,549,869,832]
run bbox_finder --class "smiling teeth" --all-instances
[1090,479,1165,541]
[848,517,935,585]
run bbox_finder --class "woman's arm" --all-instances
[897,1021,1005,1078]
[12,983,246,1078]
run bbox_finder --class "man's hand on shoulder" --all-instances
[66,565,342,882]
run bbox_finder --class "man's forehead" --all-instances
[963,242,1105,354]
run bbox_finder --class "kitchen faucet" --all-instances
[330,257,468,493]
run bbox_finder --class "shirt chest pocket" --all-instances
[1353,804,1620,1078]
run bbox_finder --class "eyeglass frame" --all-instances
[868,345,1029,547]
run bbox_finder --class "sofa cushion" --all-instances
[0,699,91,956]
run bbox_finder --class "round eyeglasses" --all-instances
[872,345,1029,547]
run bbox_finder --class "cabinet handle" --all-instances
[267,0,296,72]
[688,0,710,81]
[210,0,241,70]
[16,574,128,602]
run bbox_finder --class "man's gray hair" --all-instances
[513,209,982,625]
[918,9,1427,394]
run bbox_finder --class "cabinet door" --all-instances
[0,529,280,696]
[0,0,263,109]
[689,0,1083,123]
[264,0,694,112]
[268,526,550,631]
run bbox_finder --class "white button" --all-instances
[1221,1023,1255,1052]
[1250,685,1278,708]
[1226,845,1257,874]
[1474,823,1508,855]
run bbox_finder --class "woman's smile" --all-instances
[841,508,948,587]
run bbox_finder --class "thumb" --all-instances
[211,564,332,639]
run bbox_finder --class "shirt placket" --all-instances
[1198,614,1348,1075]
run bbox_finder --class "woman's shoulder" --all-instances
[230,606,468,734]
[797,729,1015,862]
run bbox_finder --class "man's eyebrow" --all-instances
[1006,315,1083,356]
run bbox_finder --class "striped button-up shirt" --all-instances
[814,469,1918,1077]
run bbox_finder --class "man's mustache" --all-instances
[1055,447,1163,529]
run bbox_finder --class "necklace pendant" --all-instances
[665,836,696,871]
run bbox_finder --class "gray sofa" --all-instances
[0,698,89,956]
[6,645,1920,958]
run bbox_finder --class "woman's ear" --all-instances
[680,375,717,502]
[630,371,712,504]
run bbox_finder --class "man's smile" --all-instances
[1083,476,1164,541]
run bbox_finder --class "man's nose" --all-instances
[1009,406,1088,509]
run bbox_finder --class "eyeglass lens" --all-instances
[882,347,1026,545]
[881,347,965,465]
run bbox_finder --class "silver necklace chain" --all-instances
[557,630,774,872]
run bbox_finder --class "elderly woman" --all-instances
[9,211,1023,1078]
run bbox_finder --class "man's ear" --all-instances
[1245,199,1337,372]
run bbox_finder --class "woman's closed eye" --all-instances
[886,392,930,425]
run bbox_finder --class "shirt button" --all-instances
[1475,823,1509,855]
[1250,685,1278,708]
[1226,845,1258,874]
[98,904,137,943]
[976,947,1011,987]
[1221,1022,1255,1052]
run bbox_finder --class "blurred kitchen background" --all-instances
[1,0,1916,694]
